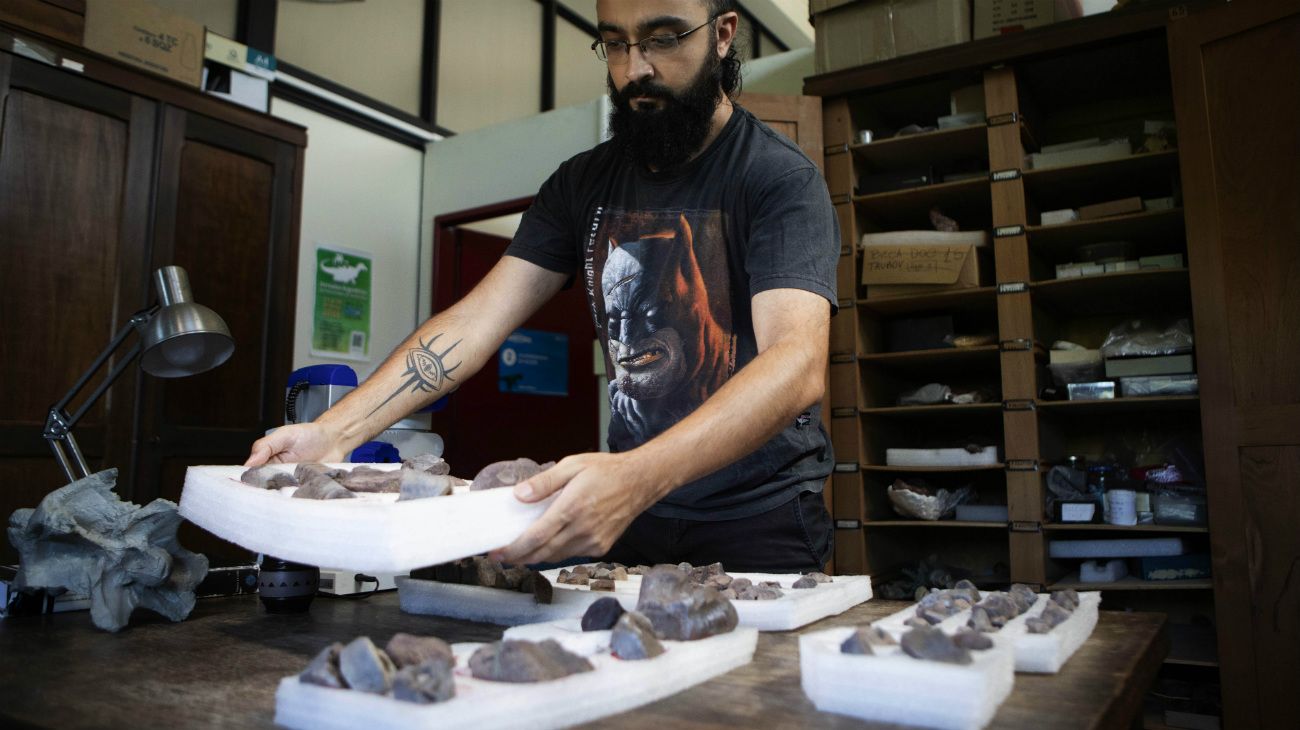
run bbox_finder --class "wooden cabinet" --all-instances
[0,25,305,566]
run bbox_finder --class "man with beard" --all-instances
[245,0,839,573]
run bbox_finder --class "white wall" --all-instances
[272,99,426,380]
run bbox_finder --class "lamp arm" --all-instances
[44,306,157,482]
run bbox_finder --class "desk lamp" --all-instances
[43,266,235,484]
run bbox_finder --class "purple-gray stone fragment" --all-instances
[901,626,973,665]
[1009,583,1038,614]
[397,469,452,501]
[636,566,738,640]
[581,597,625,631]
[840,626,896,655]
[292,473,355,500]
[402,454,451,476]
[610,611,664,660]
[803,571,833,584]
[470,458,555,491]
[953,628,994,651]
[240,465,298,489]
[1051,588,1080,611]
[791,576,819,589]
[338,637,395,693]
[468,639,593,682]
[299,642,346,688]
[391,658,456,704]
[385,633,454,669]
[338,466,402,494]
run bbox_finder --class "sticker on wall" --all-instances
[499,329,568,396]
[311,245,372,362]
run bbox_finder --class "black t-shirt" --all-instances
[505,105,839,521]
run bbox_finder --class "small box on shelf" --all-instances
[973,0,1084,40]
[813,0,972,73]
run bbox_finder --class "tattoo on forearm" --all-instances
[366,334,462,418]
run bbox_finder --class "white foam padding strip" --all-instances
[800,626,1015,730]
[396,569,872,631]
[1048,537,1186,559]
[179,464,552,574]
[886,446,998,467]
[871,591,1102,674]
[273,622,759,730]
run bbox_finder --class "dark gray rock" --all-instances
[840,626,896,655]
[391,657,456,704]
[468,639,593,682]
[974,592,1020,627]
[581,597,625,631]
[1009,583,1038,614]
[738,585,783,601]
[402,454,451,476]
[1050,589,1080,611]
[689,562,725,584]
[901,626,973,665]
[294,463,346,483]
[950,579,981,603]
[240,466,298,489]
[338,637,395,694]
[967,606,996,633]
[397,469,452,501]
[299,642,346,688]
[292,473,355,500]
[636,566,738,641]
[384,633,454,669]
[791,576,819,590]
[953,628,994,651]
[470,458,555,491]
[531,572,553,604]
[610,611,665,660]
[338,467,402,494]
[904,616,931,630]
[1040,600,1073,627]
[803,572,833,584]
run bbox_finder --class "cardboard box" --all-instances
[973,0,1083,40]
[861,241,990,299]
[83,0,204,87]
[1078,196,1144,221]
[813,0,972,74]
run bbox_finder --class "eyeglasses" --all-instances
[591,17,716,65]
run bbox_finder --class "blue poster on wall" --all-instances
[499,329,568,396]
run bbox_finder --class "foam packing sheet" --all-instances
[273,621,759,730]
[800,626,1015,730]
[886,446,998,467]
[179,464,552,574]
[397,566,871,631]
[872,590,1101,674]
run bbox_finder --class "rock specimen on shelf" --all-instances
[240,465,299,489]
[840,625,897,655]
[468,639,593,683]
[397,469,453,501]
[953,628,994,651]
[338,465,402,494]
[385,633,454,669]
[299,642,347,688]
[636,566,738,641]
[7,469,209,633]
[292,473,355,500]
[1008,583,1038,614]
[338,636,396,694]
[391,657,456,704]
[610,611,665,660]
[402,454,451,476]
[470,458,555,491]
[581,596,626,631]
[901,626,973,665]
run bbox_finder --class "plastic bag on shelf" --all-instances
[887,479,974,521]
[1100,318,1194,358]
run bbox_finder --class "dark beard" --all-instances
[607,52,722,172]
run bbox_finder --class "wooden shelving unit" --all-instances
[810,10,1220,716]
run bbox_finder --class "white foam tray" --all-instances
[179,464,551,574]
[800,626,1015,730]
[274,621,758,730]
[397,568,872,631]
[886,446,998,467]
[873,590,1102,674]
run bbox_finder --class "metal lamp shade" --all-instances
[139,266,235,378]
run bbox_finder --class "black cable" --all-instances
[284,380,310,423]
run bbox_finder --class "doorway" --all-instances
[431,199,602,477]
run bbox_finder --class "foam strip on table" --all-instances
[800,626,1015,730]
[872,591,1102,674]
[886,446,998,467]
[179,464,552,574]
[273,623,759,730]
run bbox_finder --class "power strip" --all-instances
[317,569,401,595]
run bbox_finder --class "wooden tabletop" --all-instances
[0,592,1166,729]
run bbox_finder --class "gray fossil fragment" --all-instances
[1009,583,1038,614]
[592,568,613,580]
[967,606,996,633]
[627,566,647,575]
[338,637,396,694]
[1051,588,1080,611]
[718,588,738,600]
[791,576,819,589]
[953,628,994,651]
[737,584,783,600]
[470,458,555,491]
[974,592,1020,627]
[803,571,833,584]
[294,463,346,483]
[905,616,931,630]
[292,474,356,500]
[402,454,451,476]
[706,574,733,589]
[636,566,739,641]
[299,642,346,688]
[950,579,981,603]
[240,465,299,489]
[385,633,454,669]
[610,566,629,581]
[841,625,896,655]
[531,572,554,604]
[610,611,665,660]
[759,580,782,589]
[468,639,593,682]
[391,657,456,704]
[901,626,973,665]
[581,596,625,631]
[589,578,616,592]
[689,563,725,583]
[397,469,453,501]
[338,466,402,494]
[729,577,752,593]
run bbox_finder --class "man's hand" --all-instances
[490,452,660,565]
[244,423,347,466]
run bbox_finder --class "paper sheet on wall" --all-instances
[311,244,372,362]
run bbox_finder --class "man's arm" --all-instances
[245,256,569,465]
[492,287,829,564]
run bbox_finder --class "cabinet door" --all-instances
[136,106,301,563]
[1170,1,1300,727]
[0,52,157,563]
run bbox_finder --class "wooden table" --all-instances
[0,592,1166,729]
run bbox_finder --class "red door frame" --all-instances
[430,196,534,313]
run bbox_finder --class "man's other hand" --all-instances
[490,452,656,565]
[244,423,346,466]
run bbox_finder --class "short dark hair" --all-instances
[704,0,742,97]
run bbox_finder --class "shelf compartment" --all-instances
[859,286,998,317]
[1048,573,1213,591]
[1166,623,1219,668]
[853,177,992,231]
[1030,268,1190,316]
[861,403,1004,417]
[1027,207,1186,257]
[850,124,987,172]
[1043,523,1209,534]
[858,344,1002,367]
[861,464,1007,473]
[864,520,1008,528]
[1022,150,1181,212]
[1035,396,1200,415]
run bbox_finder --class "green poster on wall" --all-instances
[311,245,371,361]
